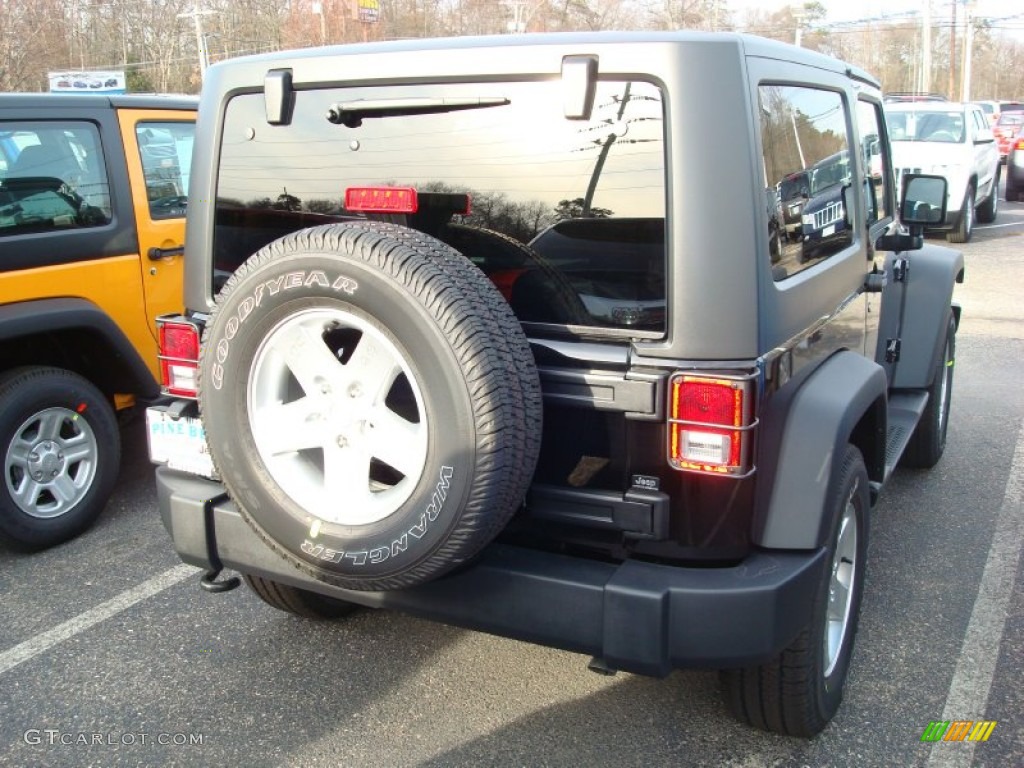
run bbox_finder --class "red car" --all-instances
[995,107,1024,162]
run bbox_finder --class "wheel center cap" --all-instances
[29,441,63,477]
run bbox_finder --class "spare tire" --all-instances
[199,221,542,590]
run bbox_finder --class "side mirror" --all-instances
[875,173,948,253]
[901,174,947,227]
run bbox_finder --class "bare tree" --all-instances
[1,0,1021,99]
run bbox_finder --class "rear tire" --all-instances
[0,366,120,549]
[243,574,359,619]
[721,444,869,736]
[976,170,998,224]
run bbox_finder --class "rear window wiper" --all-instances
[326,96,509,127]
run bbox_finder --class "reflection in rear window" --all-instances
[216,79,668,334]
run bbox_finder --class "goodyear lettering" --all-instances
[209,270,359,389]
[305,271,329,288]
[332,276,358,294]
[298,466,454,567]
[236,295,256,322]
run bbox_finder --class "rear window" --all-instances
[887,110,966,143]
[215,79,667,334]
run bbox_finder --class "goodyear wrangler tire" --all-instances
[199,221,542,591]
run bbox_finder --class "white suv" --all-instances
[885,101,999,242]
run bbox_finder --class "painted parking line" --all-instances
[927,419,1024,767]
[0,564,196,676]
[975,221,1024,230]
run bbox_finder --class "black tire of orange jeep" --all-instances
[199,221,542,591]
[0,366,120,549]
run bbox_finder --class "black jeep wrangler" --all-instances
[147,32,962,736]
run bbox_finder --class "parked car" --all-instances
[883,92,947,104]
[0,93,197,548]
[973,99,1000,126]
[994,109,1024,162]
[1005,127,1024,201]
[800,149,853,261]
[885,100,1000,242]
[777,169,810,241]
[146,32,962,737]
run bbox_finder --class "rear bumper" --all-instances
[157,466,826,676]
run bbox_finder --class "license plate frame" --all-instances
[146,407,216,479]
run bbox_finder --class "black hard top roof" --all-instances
[0,92,197,111]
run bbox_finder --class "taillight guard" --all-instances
[157,315,202,399]
[667,371,758,478]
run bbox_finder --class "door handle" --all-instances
[148,245,184,261]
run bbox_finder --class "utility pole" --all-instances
[961,1,975,102]
[178,0,216,78]
[947,0,957,99]
[921,0,931,94]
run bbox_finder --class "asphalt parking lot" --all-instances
[1,194,1022,768]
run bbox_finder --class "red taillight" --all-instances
[344,186,418,214]
[667,374,755,476]
[158,319,200,398]
[1015,138,1024,151]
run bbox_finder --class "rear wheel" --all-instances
[721,444,869,736]
[976,170,999,224]
[243,574,359,619]
[0,366,119,548]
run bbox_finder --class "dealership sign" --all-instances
[48,71,126,94]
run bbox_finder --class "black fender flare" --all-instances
[0,297,159,398]
[753,350,887,549]
[892,243,964,389]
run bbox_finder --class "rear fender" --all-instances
[753,351,887,549]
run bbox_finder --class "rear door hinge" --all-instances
[885,338,901,363]
[893,258,909,282]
